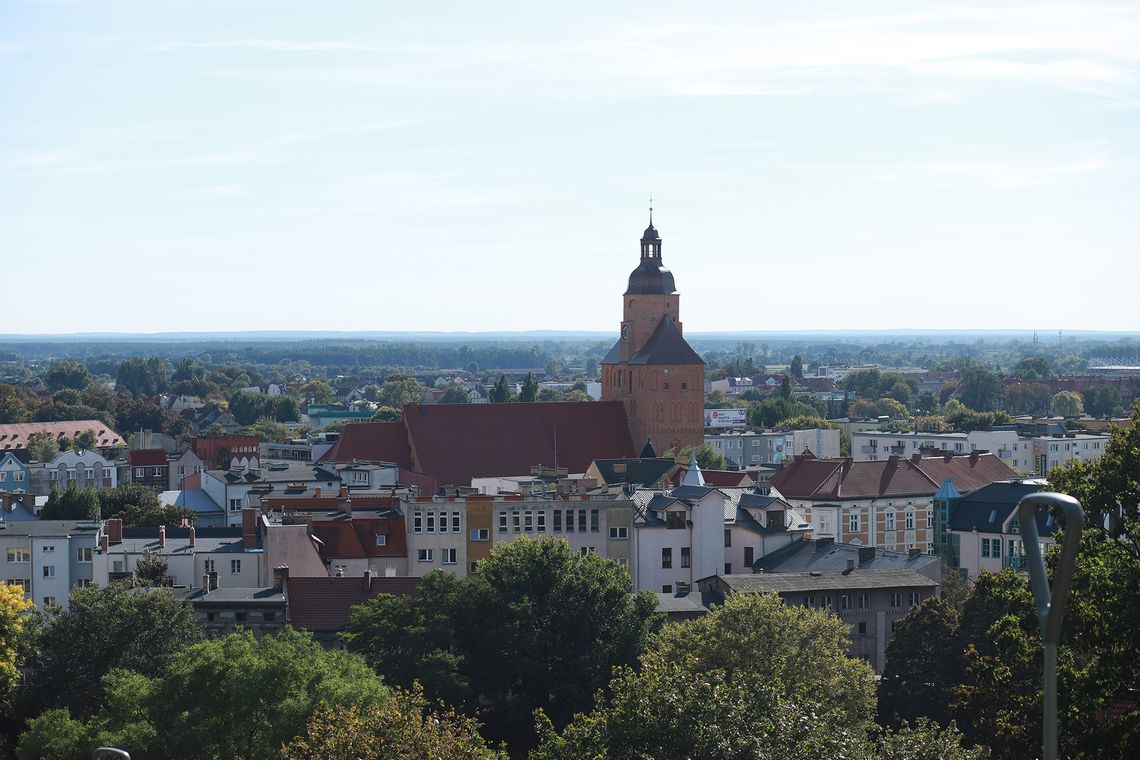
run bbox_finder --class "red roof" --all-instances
[129,448,168,466]
[0,420,125,451]
[770,453,1016,501]
[698,469,755,487]
[309,517,407,560]
[286,575,421,632]
[324,402,635,489]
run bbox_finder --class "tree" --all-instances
[71,429,98,452]
[533,593,878,759]
[133,550,169,587]
[1050,390,1084,417]
[778,374,792,399]
[344,537,659,751]
[39,488,100,521]
[283,685,507,760]
[1004,382,1051,416]
[298,379,334,403]
[773,415,835,431]
[371,406,401,422]
[879,597,961,727]
[26,431,60,463]
[956,366,1002,412]
[790,354,804,379]
[671,443,727,470]
[0,384,30,423]
[517,372,539,403]
[490,374,513,403]
[20,585,200,719]
[236,416,293,443]
[378,375,427,409]
[95,483,163,519]
[441,384,471,404]
[1011,356,1055,381]
[1,584,33,701]
[44,359,93,391]
[1085,385,1123,417]
[116,357,169,398]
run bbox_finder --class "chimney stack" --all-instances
[202,574,210,594]
[314,486,321,499]
[242,508,258,550]
[108,518,123,544]
[208,570,219,590]
[846,558,855,572]
[158,525,166,549]
[339,484,349,499]
[272,565,290,591]
[188,526,196,548]
[364,569,373,591]
[100,533,109,552]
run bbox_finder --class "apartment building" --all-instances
[706,428,841,467]
[0,519,100,610]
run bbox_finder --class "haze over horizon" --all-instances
[4,1,1138,335]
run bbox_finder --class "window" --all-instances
[681,382,687,390]
[76,547,92,563]
[609,526,628,540]
[134,467,144,478]
[666,512,685,529]
[662,584,673,593]
[441,548,457,565]
[67,469,75,480]
[724,529,732,547]
[890,592,902,608]
[680,546,691,567]
[375,534,387,547]
[663,382,669,390]
[42,565,55,577]
[909,591,921,607]
[42,545,55,553]
[905,510,915,530]
[981,538,991,558]
[564,509,574,532]
[580,546,596,557]
[426,512,436,533]
[263,611,278,622]
[578,510,587,533]
[841,594,851,610]
[203,559,215,573]
[849,511,860,534]
[858,621,867,635]
[469,528,490,541]
[498,512,508,533]
[724,563,732,575]
[470,562,479,574]
[512,511,522,533]
[43,596,56,607]
[744,547,754,566]
[75,578,93,588]
[6,547,30,563]
[231,560,242,574]
[229,498,242,512]
[85,468,93,479]
[452,512,461,533]
[50,470,58,480]
[553,510,562,531]
[886,511,896,531]
[234,612,247,623]
[661,548,673,569]
[590,509,599,532]
[524,511,534,533]
[413,513,423,533]
[417,548,434,562]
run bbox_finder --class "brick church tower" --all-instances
[601,213,705,454]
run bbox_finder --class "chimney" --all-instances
[339,484,349,498]
[342,498,352,519]
[364,569,373,591]
[202,574,210,594]
[100,533,109,552]
[272,565,290,591]
[188,526,196,548]
[858,546,876,566]
[846,558,855,572]
[911,453,922,463]
[208,570,219,590]
[314,486,321,499]
[969,450,980,464]
[242,508,258,550]
[108,518,123,544]
[158,525,166,549]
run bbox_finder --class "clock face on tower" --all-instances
[621,324,630,341]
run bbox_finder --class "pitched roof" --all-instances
[948,480,1053,535]
[591,457,677,488]
[769,453,1016,500]
[309,517,407,559]
[400,401,635,486]
[0,420,124,451]
[699,469,754,488]
[715,568,939,594]
[285,575,421,632]
[753,538,940,575]
[626,315,704,366]
[129,448,168,466]
[318,422,414,469]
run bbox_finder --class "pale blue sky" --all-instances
[2,1,1138,334]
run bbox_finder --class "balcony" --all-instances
[1004,555,1028,572]
[860,445,878,454]
[888,445,906,455]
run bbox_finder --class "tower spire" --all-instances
[649,195,653,226]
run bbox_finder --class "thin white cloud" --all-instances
[141,38,386,53]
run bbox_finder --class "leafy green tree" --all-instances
[956,366,1002,412]
[879,597,961,727]
[773,415,835,431]
[533,593,878,759]
[490,374,513,403]
[71,429,99,452]
[116,357,169,398]
[1050,390,1084,417]
[284,684,506,759]
[298,379,335,403]
[1084,385,1123,417]
[21,585,200,719]
[1011,356,1055,381]
[1,584,33,702]
[133,551,169,587]
[873,719,989,760]
[14,708,89,760]
[840,369,882,398]
[235,417,292,443]
[441,384,471,404]
[0,384,31,423]
[44,359,93,391]
[914,390,941,414]
[1005,382,1052,415]
[670,442,727,470]
[517,372,539,403]
[39,488,100,521]
[26,431,60,463]
[344,538,659,750]
[778,374,792,399]
[790,354,804,379]
[94,483,162,519]
[378,374,427,409]
[371,406,401,422]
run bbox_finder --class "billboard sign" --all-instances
[706,409,747,428]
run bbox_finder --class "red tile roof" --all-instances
[698,469,755,487]
[0,420,125,451]
[324,402,635,489]
[770,453,1015,501]
[128,448,168,466]
[309,517,407,560]
[286,575,421,632]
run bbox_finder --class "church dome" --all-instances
[641,224,660,242]
[625,258,677,295]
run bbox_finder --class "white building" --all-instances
[0,520,100,610]
[944,480,1054,581]
[706,428,841,467]
[29,448,118,496]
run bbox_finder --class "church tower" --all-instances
[601,212,705,454]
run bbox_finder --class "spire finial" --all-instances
[649,195,653,226]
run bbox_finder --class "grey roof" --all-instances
[670,484,717,500]
[654,590,723,615]
[948,480,1051,535]
[591,457,677,487]
[753,539,939,575]
[170,586,285,604]
[208,461,339,484]
[715,568,939,594]
[624,255,677,295]
[599,339,623,365]
[626,315,704,366]
[159,489,225,514]
[0,520,99,537]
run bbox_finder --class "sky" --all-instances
[2,0,1138,335]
